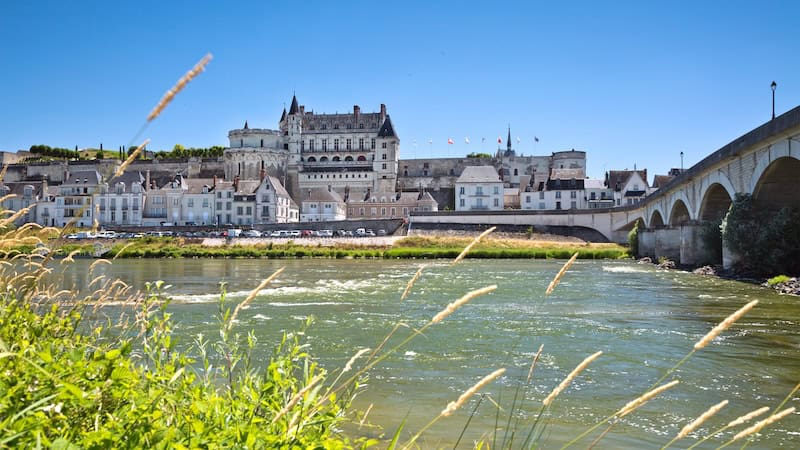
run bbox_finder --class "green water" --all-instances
[64,258,799,448]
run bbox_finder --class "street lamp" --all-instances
[771,81,777,120]
[680,151,684,172]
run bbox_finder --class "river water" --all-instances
[62,258,799,448]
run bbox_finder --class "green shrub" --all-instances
[627,220,640,258]
[722,193,800,275]
[767,274,791,286]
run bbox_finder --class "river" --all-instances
[62,258,799,448]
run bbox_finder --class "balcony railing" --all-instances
[303,160,372,167]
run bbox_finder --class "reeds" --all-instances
[451,226,496,265]
[729,406,795,443]
[226,267,284,333]
[430,285,497,324]
[442,368,506,417]
[400,264,425,301]
[114,139,150,178]
[147,53,213,121]
[543,351,602,406]
[694,299,759,349]
[616,380,680,418]
[545,251,579,295]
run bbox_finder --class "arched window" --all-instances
[514,168,518,176]
[320,156,328,162]
[332,156,341,161]
[345,156,354,161]
[307,156,316,162]
[357,155,367,161]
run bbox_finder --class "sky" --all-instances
[1,0,798,180]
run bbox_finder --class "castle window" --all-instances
[309,140,315,151]
[320,156,328,162]
[332,156,340,161]
[240,139,243,147]
[307,156,316,162]
[346,139,352,150]
[382,142,387,149]
[347,123,352,129]
[359,123,364,129]
[382,153,387,160]
[321,124,327,130]
[322,139,327,151]
[334,124,339,130]
[358,138,364,150]
[382,163,387,170]
[309,125,315,130]
[357,155,366,161]
[514,168,518,176]
[334,139,339,151]
[371,138,376,150]
[404,170,408,176]
[301,141,305,151]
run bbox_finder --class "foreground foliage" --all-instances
[0,276,358,448]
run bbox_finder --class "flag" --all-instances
[497,136,502,144]
[447,137,454,145]
[534,136,539,142]
[465,137,470,144]
[481,137,486,143]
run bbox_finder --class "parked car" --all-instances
[365,229,376,237]
[377,229,387,236]
[243,229,261,238]
[301,229,314,237]
[227,229,243,238]
[354,228,367,237]
[288,230,301,238]
[269,230,283,237]
[317,229,333,237]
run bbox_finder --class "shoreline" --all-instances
[50,233,629,260]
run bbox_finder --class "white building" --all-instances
[0,181,45,226]
[455,166,504,211]
[606,170,649,207]
[55,171,101,228]
[254,175,299,224]
[95,172,145,227]
[300,188,347,222]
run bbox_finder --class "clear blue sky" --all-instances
[1,0,797,180]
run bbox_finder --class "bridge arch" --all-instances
[748,140,796,194]
[751,155,800,210]
[697,182,733,222]
[649,210,665,228]
[669,199,692,226]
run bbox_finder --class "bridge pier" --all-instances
[679,223,717,267]
[655,228,681,263]
[638,229,656,259]
[722,242,741,270]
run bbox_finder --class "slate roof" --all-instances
[456,166,501,183]
[289,95,299,114]
[302,188,345,203]
[606,170,648,191]
[377,115,396,137]
[652,175,675,189]
[64,170,102,186]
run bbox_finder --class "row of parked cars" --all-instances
[64,228,389,239]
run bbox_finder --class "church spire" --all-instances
[280,107,286,122]
[507,125,512,151]
[244,120,249,129]
[289,94,299,114]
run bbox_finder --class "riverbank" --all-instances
[54,233,629,260]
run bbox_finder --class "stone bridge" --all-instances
[410,104,800,267]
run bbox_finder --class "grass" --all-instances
[56,236,631,260]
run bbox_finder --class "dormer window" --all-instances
[333,124,339,130]
[321,124,327,130]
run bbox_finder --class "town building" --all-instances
[346,191,438,219]
[455,166,504,211]
[606,169,649,206]
[300,188,347,222]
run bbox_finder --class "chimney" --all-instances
[260,168,266,181]
[100,143,103,151]
[212,175,217,188]
[299,105,305,115]
[233,175,239,192]
[145,170,151,191]
[380,103,386,121]
[354,105,360,119]
[41,176,48,199]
